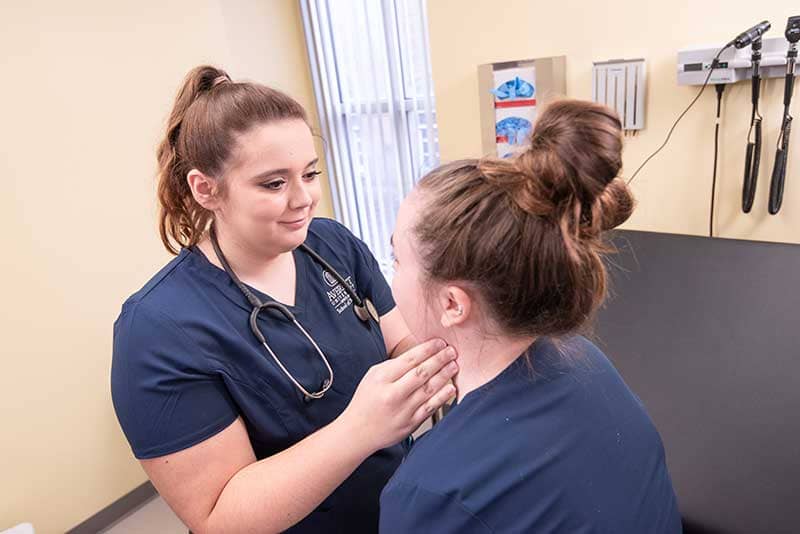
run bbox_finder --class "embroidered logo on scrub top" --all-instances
[323,270,338,287]
[324,270,357,314]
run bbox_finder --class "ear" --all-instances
[187,169,221,210]
[437,285,472,328]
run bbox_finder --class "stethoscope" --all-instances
[209,224,380,400]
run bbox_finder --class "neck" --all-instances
[446,329,536,402]
[198,223,289,281]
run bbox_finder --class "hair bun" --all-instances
[513,99,629,234]
[594,178,634,232]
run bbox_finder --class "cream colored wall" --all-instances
[0,1,330,532]
[428,0,800,244]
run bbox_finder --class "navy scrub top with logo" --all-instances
[111,218,402,533]
[380,336,682,534]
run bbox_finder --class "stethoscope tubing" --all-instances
[209,223,378,399]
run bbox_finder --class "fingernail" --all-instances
[446,347,456,358]
[447,361,458,372]
[435,339,447,350]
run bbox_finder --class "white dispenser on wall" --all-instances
[592,58,646,132]
[477,56,567,157]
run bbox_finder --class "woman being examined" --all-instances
[380,100,681,533]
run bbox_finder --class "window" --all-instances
[301,0,440,278]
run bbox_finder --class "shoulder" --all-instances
[528,335,615,375]
[306,217,365,252]
[307,216,353,239]
[115,246,230,329]
[112,295,210,385]
[560,335,610,360]
[113,249,215,364]
[305,217,379,271]
[117,249,195,318]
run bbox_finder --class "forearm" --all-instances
[204,416,372,533]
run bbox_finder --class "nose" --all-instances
[287,178,313,210]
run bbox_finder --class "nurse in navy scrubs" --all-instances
[380,100,682,533]
[110,66,458,533]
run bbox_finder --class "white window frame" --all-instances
[301,0,440,278]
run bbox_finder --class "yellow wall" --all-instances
[0,1,330,532]
[428,0,800,244]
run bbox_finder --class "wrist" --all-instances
[332,408,380,458]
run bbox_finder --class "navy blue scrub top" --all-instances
[380,336,682,534]
[111,218,403,533]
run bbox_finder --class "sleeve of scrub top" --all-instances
[348,228,396,316]
[111,303,240,459]
[313,218,395,315]
[380,480,493,534]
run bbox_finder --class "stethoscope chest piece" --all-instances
[304,378,332,404]
[354,298,380,325]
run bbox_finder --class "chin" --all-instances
[284,225,311,250]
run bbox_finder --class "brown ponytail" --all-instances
[413,99,635,337]
[156,65,308,254]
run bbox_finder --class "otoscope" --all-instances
[768,16,800,215]
[729,20,772,49]
[741,23,770,213]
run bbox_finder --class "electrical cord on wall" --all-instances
[627,47,727,185]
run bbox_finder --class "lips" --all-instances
[279,216,308,229]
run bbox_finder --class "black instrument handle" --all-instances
[768,148,787,214]
[752,74,761,107]
[754,119,763,190]
[768,118,792,214]
[784,72,796,108]
[743,144,756,213]
[742,120,762,213]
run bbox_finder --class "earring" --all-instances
[456,306,464,316]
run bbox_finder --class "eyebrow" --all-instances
[250,158,319,181]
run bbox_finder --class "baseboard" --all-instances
[66,481,157,534]
[682,518,727,534]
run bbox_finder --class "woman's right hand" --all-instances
[340,339,458,453]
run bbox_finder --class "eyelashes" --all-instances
[261,170,322,190]
[262,179,286,190]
